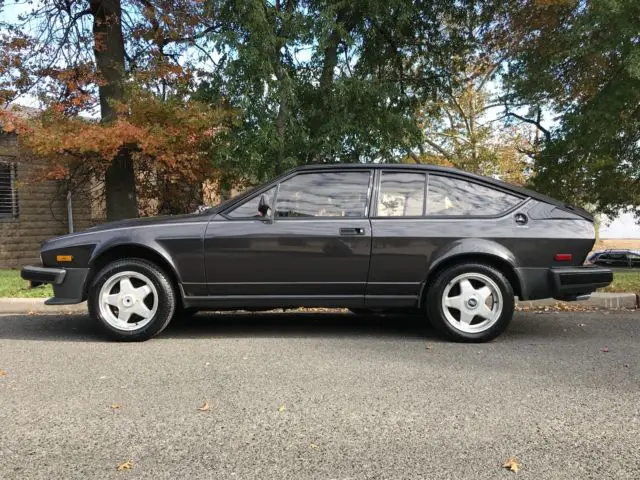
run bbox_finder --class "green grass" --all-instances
[0,270,53,298]
[599,270,640,293]
[0,268,637,298]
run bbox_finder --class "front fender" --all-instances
[89,237,180,279]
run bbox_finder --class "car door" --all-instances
[593,253,610,266]
[203,169,374,306]
[627,252,640,268]
[608,253,628,267]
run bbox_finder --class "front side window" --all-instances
[227,187,276,218]
[275,171,371,218]
[426,175,521,216]
[377,172,426,217]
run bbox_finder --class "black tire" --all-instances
[425,263,514,342]
[87,258,177,342]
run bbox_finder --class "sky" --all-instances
[600,212,640,239]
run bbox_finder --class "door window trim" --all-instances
[220,168,375,221]
[271,169,374,221]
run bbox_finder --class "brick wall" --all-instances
[0,133,97,268]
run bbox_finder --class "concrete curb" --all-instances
[516,292,638,310]
[0,299,87,314]
[0,292,637,315]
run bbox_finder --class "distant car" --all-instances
[22,164,612,343]
[587,250,640,268]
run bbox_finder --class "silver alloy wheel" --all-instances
[441,272,503,334]
[98,271,158,331]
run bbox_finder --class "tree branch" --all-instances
[504,105,551,142]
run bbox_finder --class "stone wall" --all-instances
[0,133,96,268]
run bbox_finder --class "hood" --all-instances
[42,209,216,248]
[84,210,215,233]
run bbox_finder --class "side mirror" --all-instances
[258,194,270,216]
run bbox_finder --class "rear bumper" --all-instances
[549,266,613,300]
[21,265,89,305]
[516,266,613,301]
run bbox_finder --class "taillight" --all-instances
[555,253,573,262]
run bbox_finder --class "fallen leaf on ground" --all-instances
[198,402,209,411]
[116,460,134,471]
[110,404,121,410]
[425,344,432,350]
[601,346,609,353]
[279,405,286,412]
[309,443,319,449]
[502,457,520,473]
[0,370,7,377]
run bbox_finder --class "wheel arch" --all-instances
[86,242,182,299]
[419,242,523,305]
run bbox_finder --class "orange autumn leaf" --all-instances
[116,460,134,471]
[502,457,520,473]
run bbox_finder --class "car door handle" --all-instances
[339,227,365,236]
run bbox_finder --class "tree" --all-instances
[501,0,640,216]
[196,0,474,186]
[403,0,532,184]
[0,0,223,219]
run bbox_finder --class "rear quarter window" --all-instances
[426,175,522,216]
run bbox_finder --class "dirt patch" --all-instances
[595,239,640,251]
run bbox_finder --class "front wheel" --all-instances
[87,258,177,342]
[426,263,514,342]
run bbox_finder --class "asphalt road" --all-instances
[0,311,639,480]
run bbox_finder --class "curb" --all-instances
[516,292,638,310]
[0,293,637,315]
[0,299,87,315]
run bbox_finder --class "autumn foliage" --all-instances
[1,88,226,214]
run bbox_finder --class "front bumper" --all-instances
[549,266,613,300]
[21,265,89,305]
[21,266,66,286]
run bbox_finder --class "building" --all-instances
[0,131,96,268]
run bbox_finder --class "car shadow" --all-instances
[0,311,438,343]
[0,311,573,343]
[164,311,436,340]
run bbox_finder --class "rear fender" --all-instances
[418,238,522,303]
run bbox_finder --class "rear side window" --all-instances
[377,172,426,217]
[426,176,522,216]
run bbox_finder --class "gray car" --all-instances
[21,164,613,342]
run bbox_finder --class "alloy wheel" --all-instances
[98,271,159,331]
[440,272,503,334]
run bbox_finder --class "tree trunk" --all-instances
[90,0,138,220]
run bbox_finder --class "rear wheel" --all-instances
[88,258,176,342]
[426,263,514,342]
